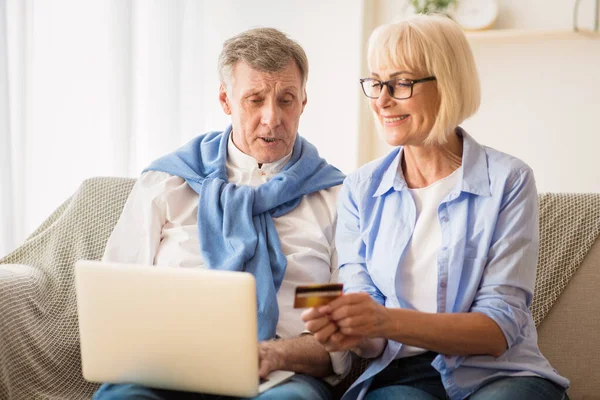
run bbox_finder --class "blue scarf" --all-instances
[144,126,345,340]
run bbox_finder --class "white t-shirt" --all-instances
[398,167,462,358]
[102,134,349,375]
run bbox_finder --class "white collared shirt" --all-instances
[102,135,349,376]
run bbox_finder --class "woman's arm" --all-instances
[322,166,538,359]
[303,178,387,357]
[323,293,505,357]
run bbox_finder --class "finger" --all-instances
[301,307,326,322]
[258,360,271,379]
[329,304,358,322]
[327,292,370,309]
[257,347,269,379]
[322,330,346,352]
[328,330,346,346]
[305,316,333,334]
[338,317,374,336]
[325,331,362,352]
[317,304,332,315]
[313,321,338,344]
[329,298,375,322]
[336,312,369,328]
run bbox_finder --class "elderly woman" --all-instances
[302,14,569,400]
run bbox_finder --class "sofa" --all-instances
[0,177,599,400]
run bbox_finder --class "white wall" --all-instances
[364,0,600,193]
[463,34,600,193]
[494,0,598,30]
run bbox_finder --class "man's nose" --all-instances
[261,100,282,129]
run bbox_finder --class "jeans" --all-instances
[364,352,568,400]
[93,374,333,400]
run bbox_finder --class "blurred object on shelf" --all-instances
[450,0,499,31]
[408,0,456,15]
[573,0,600,32]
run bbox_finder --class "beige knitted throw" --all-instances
[0,177,136,400]
[531,193,600,326]
[1,178,599,400]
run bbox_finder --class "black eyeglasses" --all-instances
[359,76,436,100]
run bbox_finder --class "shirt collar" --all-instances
[373,148,405,197]
[373,127,491,197]
[457,127,491,196]
[226,133,292,175]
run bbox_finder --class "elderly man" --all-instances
[92,27,348,400]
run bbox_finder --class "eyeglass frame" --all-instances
[359,76,437,100]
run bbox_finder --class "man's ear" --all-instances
[219,84,232,115]
[300,89,308,114]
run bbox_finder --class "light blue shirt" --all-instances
[337,128,569,400]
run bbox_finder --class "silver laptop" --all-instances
[74,260,294,397]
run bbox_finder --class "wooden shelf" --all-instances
[465,29,600,41]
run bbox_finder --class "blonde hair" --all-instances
[367,14,480,145]
[219,27,308,91]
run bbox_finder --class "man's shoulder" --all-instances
[136,170,186,189]
[304,184,342,206]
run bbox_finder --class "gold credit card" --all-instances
[293,283,343,308]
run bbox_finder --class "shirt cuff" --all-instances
[323,350,352,386]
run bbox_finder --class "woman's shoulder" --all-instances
[482,145,534,179]
[462,129,532,178]
[476,145,537,197]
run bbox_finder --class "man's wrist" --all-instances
[264,338,286,370]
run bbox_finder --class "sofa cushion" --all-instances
[537,236,600,400]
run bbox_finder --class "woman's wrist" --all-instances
[377,305,397,338]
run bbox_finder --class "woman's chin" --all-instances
[384,131,409,147]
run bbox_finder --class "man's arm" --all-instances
[258,335,333,378]
[102,171,169,263]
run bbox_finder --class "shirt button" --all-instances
[441,282,447,288]
[446,379,452,385]
[441,246,448,251]
[441,216,449,222]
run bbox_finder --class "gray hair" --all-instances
[218,27,309,90]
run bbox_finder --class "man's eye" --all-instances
[249,98,263,104]
[370,81,380,88]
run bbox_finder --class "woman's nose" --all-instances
[376,84,394,108]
